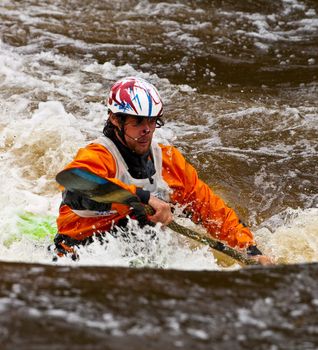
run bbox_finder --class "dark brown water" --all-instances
[0,0,318,348]
[1,261,318,350]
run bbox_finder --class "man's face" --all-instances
[112,115,157,155]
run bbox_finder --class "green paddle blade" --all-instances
[17,211,57,240]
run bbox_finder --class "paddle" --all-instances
[56,168,258,266]
[57,168,150,227]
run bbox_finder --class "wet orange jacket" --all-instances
[57,142,255,248]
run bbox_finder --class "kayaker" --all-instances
[53,76,272,265]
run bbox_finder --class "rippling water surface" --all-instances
[0,0,318,348]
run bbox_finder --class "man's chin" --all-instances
[134,141,151,155]
[125,136,152,155]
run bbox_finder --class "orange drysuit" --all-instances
[56,141,255,249]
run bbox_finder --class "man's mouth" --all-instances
[137,137,150,143]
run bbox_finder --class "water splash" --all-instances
[256,207,318,264]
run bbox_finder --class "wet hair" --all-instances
[103,111,126,138]
[102,118,116,138]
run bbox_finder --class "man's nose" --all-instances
[140,119,152,132]
[141,127,151,135]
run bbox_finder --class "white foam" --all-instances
[51,219,226,271]
[133,2,187,16]
[0,78,87,255]
[83,61,195,100]
[255,208,318,264]
[237,308,267,329]
[221,0,317,48]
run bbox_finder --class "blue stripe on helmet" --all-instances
[132,94,142,111]
[147,91,152,116]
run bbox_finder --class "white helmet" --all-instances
[107,77,163,117]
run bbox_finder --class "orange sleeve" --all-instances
[60,143,138,195]
[161,145,255,248]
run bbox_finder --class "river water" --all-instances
[0,0,318,348]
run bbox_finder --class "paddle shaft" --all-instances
[144,206,258,266]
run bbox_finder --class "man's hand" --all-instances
[148,195,173,226]
[251,255,275,266]
[246,245,275,265]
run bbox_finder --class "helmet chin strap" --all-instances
[112,113,151,146]
[114,123,128,146]
[115,123,151,143]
